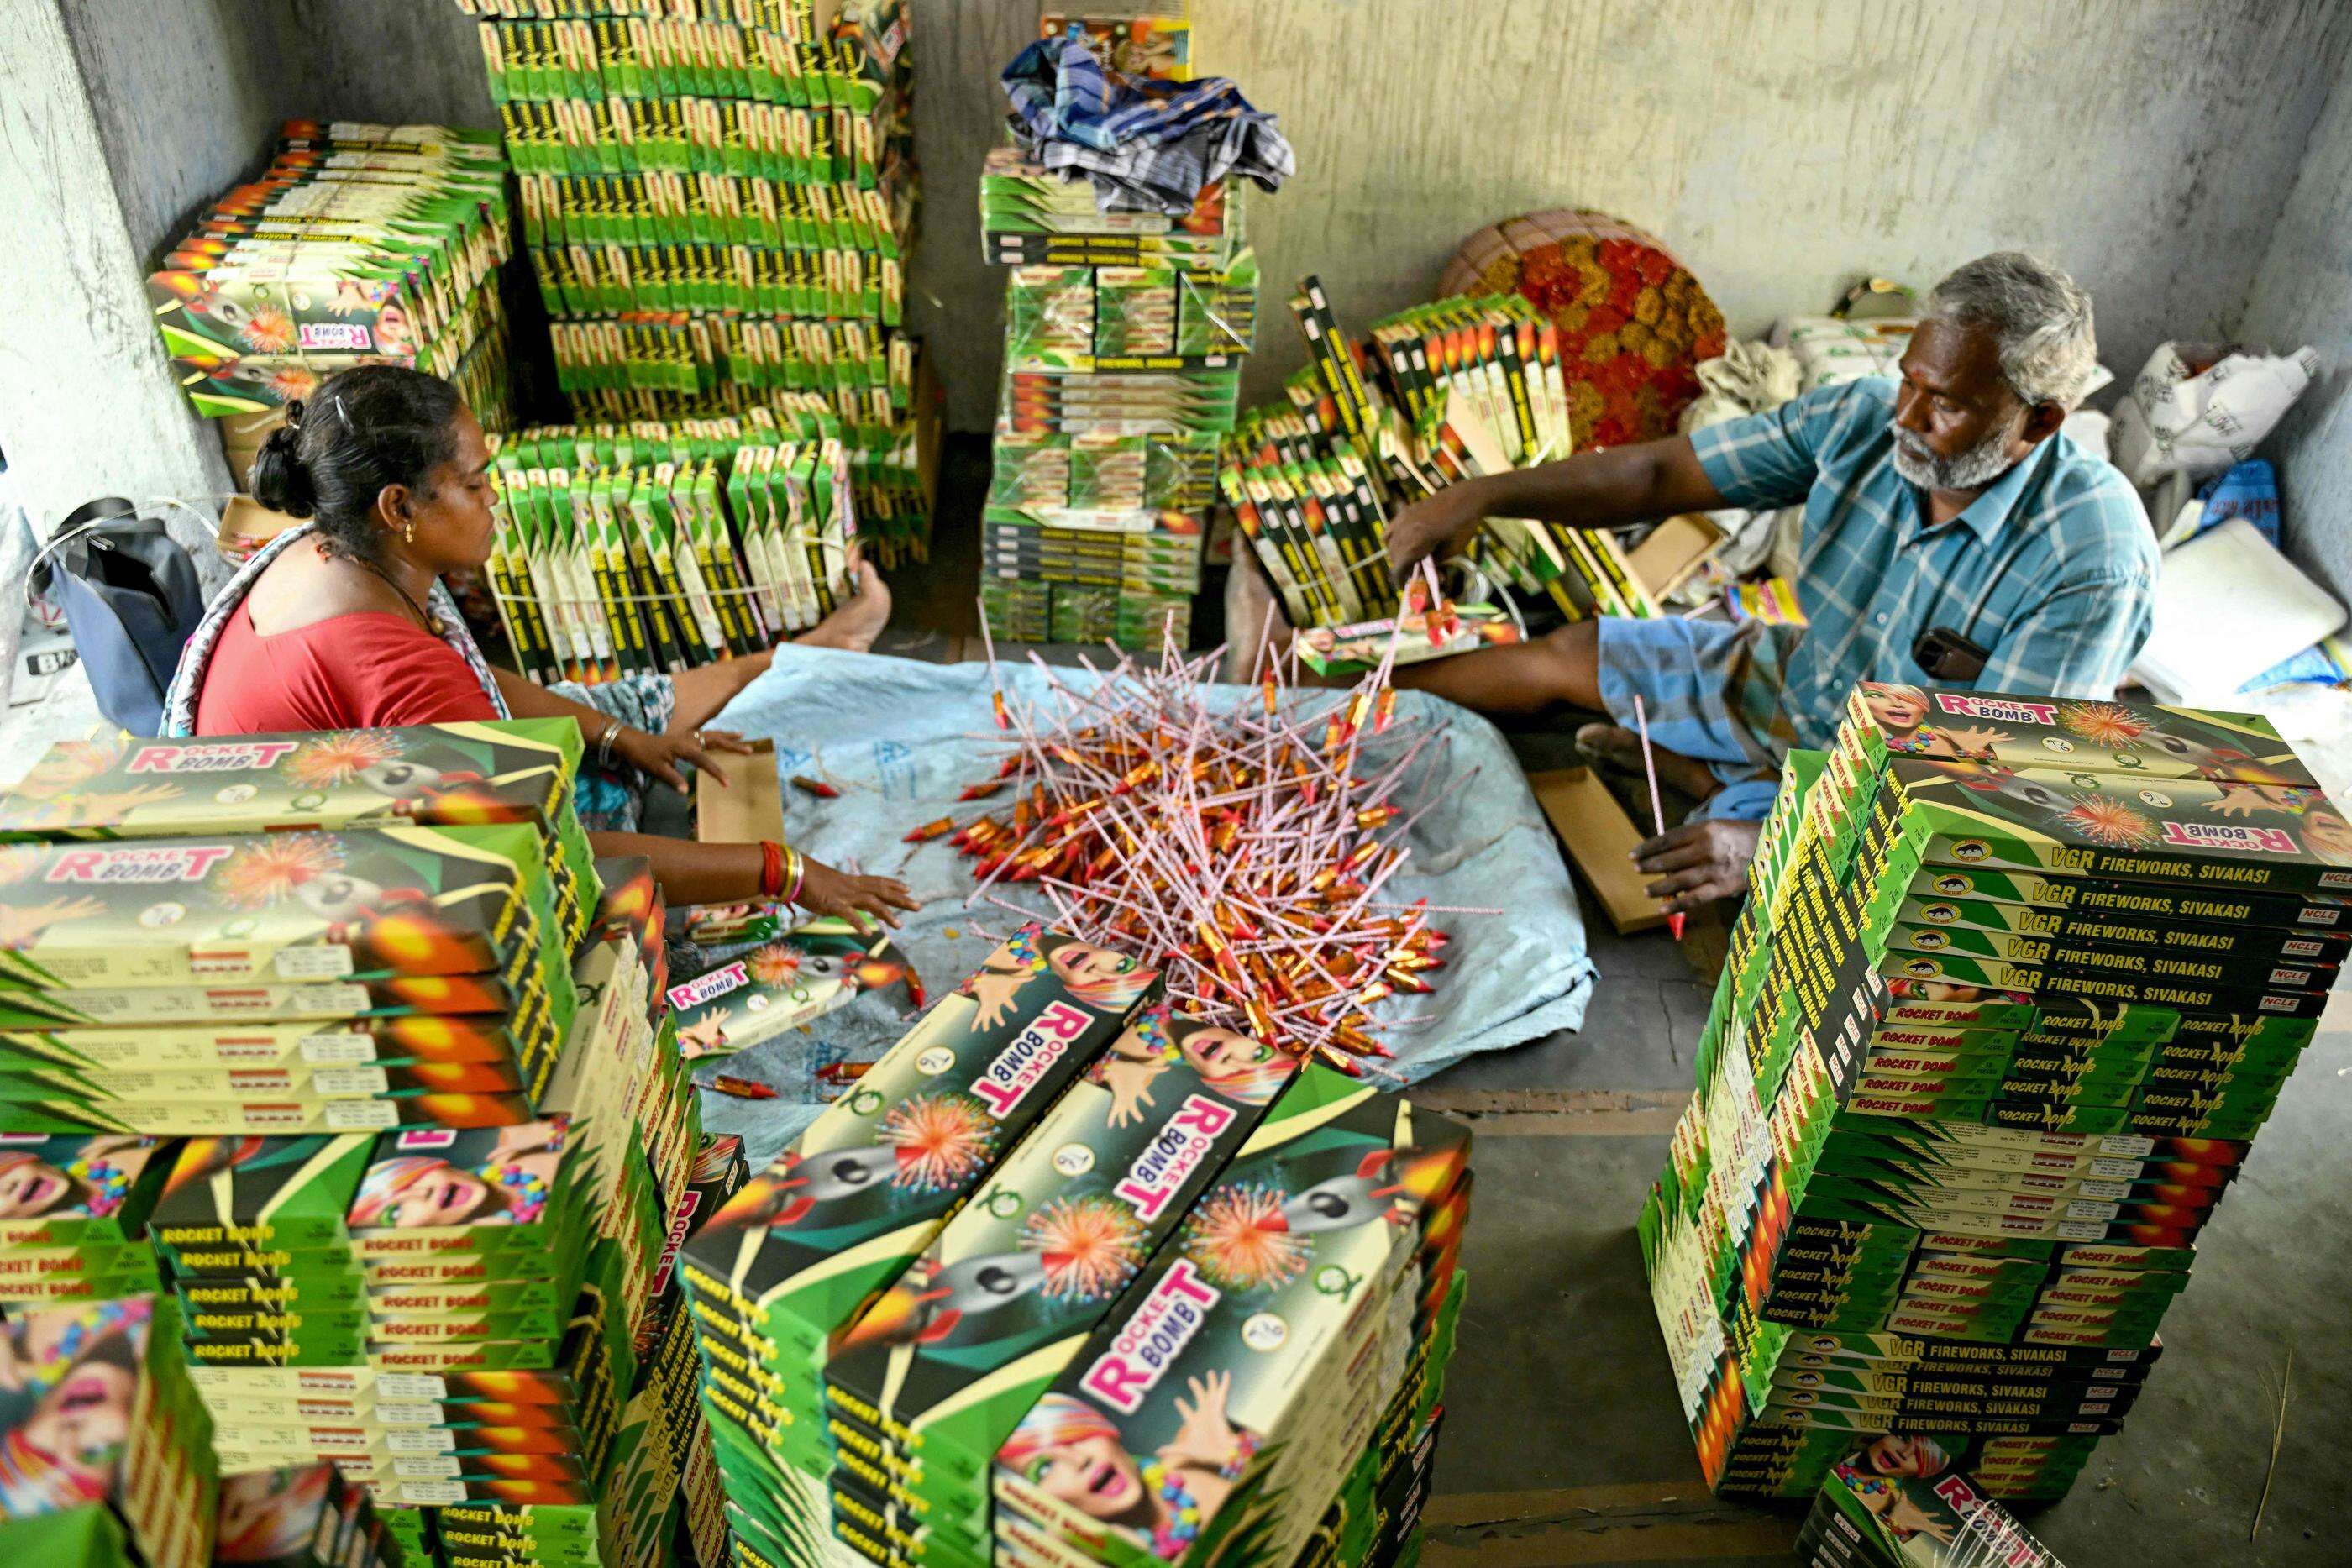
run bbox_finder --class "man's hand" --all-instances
[1633,818,1763,915]
[1384,480,1491,585]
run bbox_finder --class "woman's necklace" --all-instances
[1139,1459,1202,1557]
[353,555,438,634]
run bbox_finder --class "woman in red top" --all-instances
[182,364,914,926]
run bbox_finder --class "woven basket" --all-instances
[1441,209,1727,448]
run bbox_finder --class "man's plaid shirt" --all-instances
[1690,376,2157,753]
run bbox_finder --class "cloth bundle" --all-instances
[1000,33,1295,214]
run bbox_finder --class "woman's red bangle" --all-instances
[759,840,786,898]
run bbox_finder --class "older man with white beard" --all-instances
[1271,252,2158,915]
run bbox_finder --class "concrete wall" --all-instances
[286,0,494,130]
[10,0,2352,490]
[268,0,2352,430]
[921,0,2352,428]
[68,0,308,266]
[0,0,297,533]
[2238,68,2352,602]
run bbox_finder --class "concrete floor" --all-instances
[3,439,2342,1565]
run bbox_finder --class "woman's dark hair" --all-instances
[249,365,465,563]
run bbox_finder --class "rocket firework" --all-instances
[921,620,1459,1074]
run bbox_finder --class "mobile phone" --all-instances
[1911,625,1991,683]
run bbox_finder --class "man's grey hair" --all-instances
[1922,253,2100,409]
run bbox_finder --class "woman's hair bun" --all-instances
[249,419,318,518]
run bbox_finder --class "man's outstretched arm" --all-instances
[1385,433,1728,580]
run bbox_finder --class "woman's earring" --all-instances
[402,517,417,546]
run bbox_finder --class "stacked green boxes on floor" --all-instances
[148,121,514,426]
[979,147,1255,648]
[0,722,600,1134]
[680,926,1162,1568]
[0,726,732,1562]
[987,1081,1469,1568]
[678,924,1474,1568]
[819,1001,1310,1565]
[1797,1445,2065,1565]
[1641,686,2339,1502]
[454,0,930,559]
[0,1296,218,1567]
[483,417,895,688]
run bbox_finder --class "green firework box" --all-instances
[0,1295,219,1568]
[430,1502,598,1568]
[0,720,597,910]
[668,920,918,1062]
[1858,754,2352,896]
[150,1135,378,1257]
[212,1461,404,1568]
[989,1091,1470,1568]
[1866,942,2331,1018]
[971,1186,1464,1568]
[1800,1445,2065,1566]
[0,1507,133,1567]
[0,1132,172,1308]
[1856,1005,2315,1064]
[1884,892,2349,968]
[0,823,559,992]
[346,1121,592,1270]
[0,968,566,1034]
[1893,863,2349,931]
[0,1057,535,1106]
[0,1013,559,1073]
[0,1132,174,1248]
[680,927,1161,1543]
[821,1009,1315,1535]
[1836,684,2314,792]
[980,147,1242,269]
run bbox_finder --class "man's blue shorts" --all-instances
[1591,616,1798,821]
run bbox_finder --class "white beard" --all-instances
[1891,421,2019,492]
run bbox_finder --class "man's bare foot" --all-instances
[670,649,775,730]
[795,560,891,653]
[1575,721,1721,800]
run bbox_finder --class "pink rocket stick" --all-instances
[1630,695,1687,941]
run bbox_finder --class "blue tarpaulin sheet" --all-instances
[689,645,1595,1167]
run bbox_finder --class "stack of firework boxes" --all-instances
[979,31,1257,649]
[210,1460,412,1567]
[0,723,722,1564]
[1641,685,2341,1502]
[679,926,1469,1568]
[1798,1447,2065,1567]
[457,0,931,556]
[0,1295,219,1567]
[148,121,514,426]
[1223,283,1658,675]
[482,416,869,690]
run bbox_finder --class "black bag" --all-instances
[29,498,205,735]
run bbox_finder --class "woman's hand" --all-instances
[1161,1371,1242,1471]
[964,967,1029,1029]
[793,856,921,933]
[612,726,752,794]
[1885,1496,1955,1544]
[1096,1055,1165,1128]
